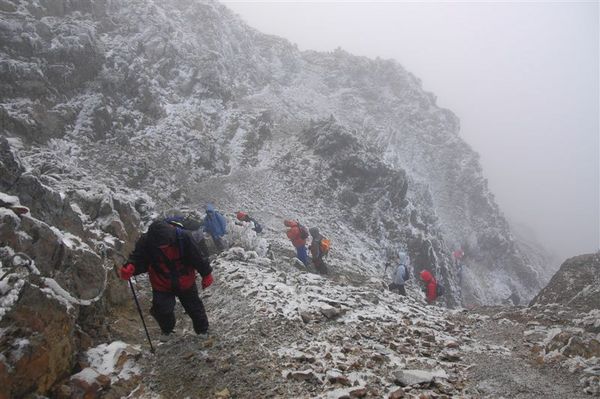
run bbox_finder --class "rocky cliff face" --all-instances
[0,136,148,397]
[0,0,550,307]
[530,253,600,312]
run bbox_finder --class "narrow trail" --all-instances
[109,252,592,399]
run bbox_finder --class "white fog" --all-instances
[224,0,600,263]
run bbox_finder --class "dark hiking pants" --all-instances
[314,258,329,275]
[150,283,208,334]
[389,283,407,296]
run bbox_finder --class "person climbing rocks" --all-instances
[236,211,263,234]
[309,227,330,275]
[204,203,227,252]
[389,251,410,296]
[284,219,308,266]
[419,269,438,303]
[452,247,464,267]
[119,219,214,341]
[453,247,465,284]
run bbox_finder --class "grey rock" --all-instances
[393,369,448,387]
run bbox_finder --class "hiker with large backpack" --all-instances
[309,227,330,275]
[236,211,263,234]
[389,251,410,296]
[284,220,309,266]
[204,204,227,252]
[419,269,438,303]
[119,219,214,341]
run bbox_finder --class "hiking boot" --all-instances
[197,331,213,348]
[159,332,173,342]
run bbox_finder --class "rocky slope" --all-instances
[0,136,149,397]
[530,253,600,312]
[0,0,550,306]
[0,0,579,397]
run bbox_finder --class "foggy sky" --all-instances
[223,1,599,263]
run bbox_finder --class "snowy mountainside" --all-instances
[530,253,600,312]
[0,0,548,306]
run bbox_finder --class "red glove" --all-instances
[201,274,213,289]
[120,263,135,280]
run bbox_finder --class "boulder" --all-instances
[393,369,448,387]
[0,284,76,398]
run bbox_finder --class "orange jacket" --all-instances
[420,270,437,303]
[284,220,306,247]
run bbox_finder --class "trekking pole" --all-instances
[128,278,155,354]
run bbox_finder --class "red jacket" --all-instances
[128,221,212,292]
[284,220,306,247]
[420,270,437,303]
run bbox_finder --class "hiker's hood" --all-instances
[147,220,177,247]
[398,252,409,266]
[206,203,215,213]
[284,220,298,228]
[420,270,434,283]
[236,211,247,220]
[309,227,320,237]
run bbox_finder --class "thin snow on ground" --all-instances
[84,341,141,383]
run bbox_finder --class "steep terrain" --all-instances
[0,0,583,398]
[530,253,600,312]
[0,0,550,306]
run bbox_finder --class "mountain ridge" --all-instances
[0,0,550,305]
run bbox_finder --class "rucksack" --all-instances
[298,223,309,240]
[320,237,331,255]
[436,283,445,297]
[165,216,205,255]
[402,265,411,281]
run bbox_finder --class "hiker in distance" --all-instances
[309,227,330,275]
[236,211,263,233]
[284,219,309,266]
[119,219,214,341]
[204,203,227,252]
[388,251,410,296]
[419,269,438,304]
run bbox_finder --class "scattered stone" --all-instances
[393,369,448,387]
[287,370,320,384]
[215,387,230,398]
[300,311,313,324]
[320,305,345,320]
[444,340,459,349]
[349,387,368,398]
[440,349,461,362]
[388,387,405,398]
[327,369,352,386]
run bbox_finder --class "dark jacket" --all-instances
[309,227,323,260]
[128,220,212,292]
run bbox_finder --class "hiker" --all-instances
[236,211,263,234]
[204,204,227,252]
[452,247,464,267]
[119,219,213,340]
[309,227,329,275]
[389,251,410,296]
[419,269,438,303]
[453,247,466,284]
[284,220,308,266]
